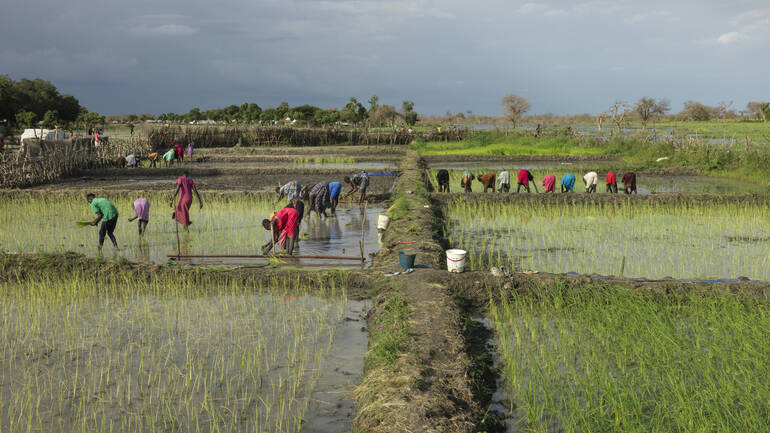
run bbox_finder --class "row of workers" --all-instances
[437,169,637,194]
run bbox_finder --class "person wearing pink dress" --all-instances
[170,171,203,227]
[542,174,556,193]
[127,198,150,235]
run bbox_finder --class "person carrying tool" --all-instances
[277,180,302,201]
[583,171,598,193]
[517,169,538,193]
[261,207,300,255]
[497,170,511,193]
[542,174,556,193]
[606,171,618,193]
[460,171,475,193]
[86,194,120,252]
[477,172,496,192]
[127,198,150,236]
[560,173,576,192]
[343,171,369,204]
[622,171,637,194]
[170,171,203,228]
[328,181,342,215]
[436,169,450,192]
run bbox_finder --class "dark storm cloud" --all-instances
[1,0,768,115]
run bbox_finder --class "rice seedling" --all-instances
[0,271,359,432]
[446,198,770,280]
[489,284,770,432]
[0,194,382,265]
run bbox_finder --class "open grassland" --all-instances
[0,272,353,432]
[490,284,770,432]
[446,198,770,280]
[412,133,608,157]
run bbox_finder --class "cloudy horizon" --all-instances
[2,0,768,116]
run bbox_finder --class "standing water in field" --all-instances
[0,194,382,267]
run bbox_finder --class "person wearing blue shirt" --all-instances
[329,181,342,216]
[560,173,576,193]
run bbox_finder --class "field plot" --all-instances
[446,199,770,280]
[489,285,770,432]
[0,194,381,266]
[0,273,368,433]
[429,168,766,195]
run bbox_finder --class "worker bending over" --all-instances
[261,207,300,255]
[343,171,369,204]
[542,174,556,193]
[517,169,538,193]
[622,172,637,194]
[561,173,576,193]
[583,171,598,193]
[460,171,474,193]
[436,169,450,192]
[606,171,618,193]
[86,194,120,253]
[497,171,510,193]
[477,172,496,193]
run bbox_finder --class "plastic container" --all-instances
[377,214,391,230]
[398,252,416,269]
[446,249,467,273]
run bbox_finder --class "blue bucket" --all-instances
[398,252,416,269]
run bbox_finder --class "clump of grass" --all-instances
[489,284,770,432]
[365,292,411,371]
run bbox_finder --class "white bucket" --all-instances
[377,214,391,230]
[446,249,467,273]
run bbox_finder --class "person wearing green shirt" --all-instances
[87,194,120,252]
[163,149,176,167]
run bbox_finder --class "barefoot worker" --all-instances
[477,172,496,192]
[497,170,511,193]
[517,169,538,193]
[460,171,474,193]
[309,181,331,218]
[436,169,450,192]
[162,149,176,167]
[86,194,120,252]
[328,181,342,215]
[127,198,150,236]
[148,152,160,168]
[606,171,618,193]
[343,171,370,204]
[277,180,302,201]
[542,174,556,193]
[170,171,203,228]
[261,207,300,255]
[560,173,576,193]
[583,171,598,193]
[622,171,638,194]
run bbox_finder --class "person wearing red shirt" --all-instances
[605,171,618,193]
[517,169,539,193]
[261,207,299,255]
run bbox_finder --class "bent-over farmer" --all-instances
[460,171,474,193]
[497,170,511,193]
[477,172,496,193]
[542,174,556,193]
[87,194,120,252]
[583,171,598,193]
[436,169,450,193]
[561,173,576,193]
[277,180,302,202]
[170,171,203,228]
[309,181,331,218]
[606,171,618,193]
[162,149,176,167]
[261,207,300,255]
[622,171,637,194]
[329,181,342,215]
[517,169,538,193]
[127,198,150,236]
[148,152,160,168]
[343,171,369,204]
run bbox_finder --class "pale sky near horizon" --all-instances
[1,0,768,116]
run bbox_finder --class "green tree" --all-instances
[341,97,367,124]
[42,110,59,128]
[15,111,37,129]
[402,100,418,126]
[77,112,105,130]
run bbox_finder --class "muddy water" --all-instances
[188,160,396,170]
[304,299,371,432]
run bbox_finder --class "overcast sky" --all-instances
[2,0,768,116]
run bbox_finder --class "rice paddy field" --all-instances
[488,285,770,432]
[0,194,382,266]
[0,272,368,432]
[446,198,770,280]
[428,168,768,195]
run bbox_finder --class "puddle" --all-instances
[304,299,371,432]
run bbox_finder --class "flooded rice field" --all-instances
[0,272,369,433]
[0,194,383,267]
[446,199,770,280]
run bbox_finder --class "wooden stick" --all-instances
[360,201,367,261]
[166,254,363,260]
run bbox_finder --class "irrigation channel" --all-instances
[1,147,768,432]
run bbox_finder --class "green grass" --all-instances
[412,132,608,157]
[365,291,411,371]
[490,284,770,432]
